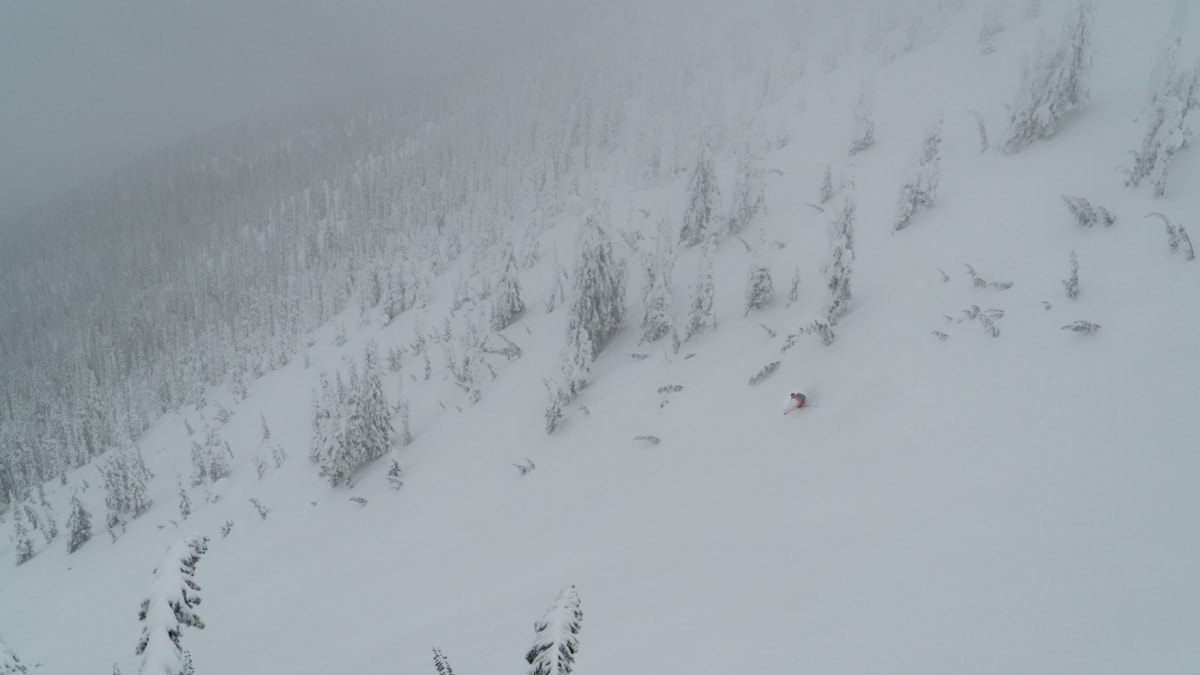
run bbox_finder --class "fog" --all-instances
[0,0,643,221]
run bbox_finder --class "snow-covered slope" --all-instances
[3,2,1199,673]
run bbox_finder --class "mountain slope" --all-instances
[2,2,1198,674]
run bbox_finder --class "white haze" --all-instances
[0,0,731,220]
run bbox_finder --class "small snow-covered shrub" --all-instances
[964,264,1014,290]
[748,361,781,385]
[387,460,404,490]
[1146,212,1196,260]
[249,498,270,520]
[1062,195,1115,227]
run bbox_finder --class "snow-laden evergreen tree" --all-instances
[0,635,28,674]
[397,398,413,448]
[978,2,1006,54]
[346,344,394,467]
[11,517,34,565]
[432,647,455,675]
[819,164,835,204]
[786,266,802,308]
[562,325,594,399]
[32,488,57,544]
[446,312,491,404]
[744,231,774,315]
[685,237,718,340]
[178,485,191,521]
[639,215,676,345]
[1001,1,1095,153]
[136,535,208,675]
[492,243,526,331]
[727,145,765,236]
[1063,250,1080,299]
[543,379,568,435]
[544,246,570,313]
[309,370,345,480]
[103,449,154,532]
[526,585,583,675]
[679,148,721,248]
[66,493,93,554]
[848,80,876,155]
[20,503,42,538]
[894,115,943,231]
[1127,28,1198,198]
[190,430,231,487]
[311,347,393,487]
[824,185,857,327]
[1145,0,1190,107]
[412,317,433,381]
[567,209,625,357]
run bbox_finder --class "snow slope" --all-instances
[3,1,1199,673]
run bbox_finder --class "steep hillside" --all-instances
[2,2,1199,674]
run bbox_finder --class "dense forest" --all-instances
[0,0,823,500]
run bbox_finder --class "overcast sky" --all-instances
[0,0,594,220]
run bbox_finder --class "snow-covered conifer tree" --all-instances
[311,347,393,487]
[895,115,943,231]
[66,493,93,554]
[526,585,583,675]
[1063,250,1080,299]
[744,232,774,315]
[36,487,57,544]
[544,247,570,313]
[397,398,413,448]
[136,535,208,675]
[728,146,765,236]
[309,371,344,478]
[543,379,568,434]
[190,430,231,487]
[412,318,432,381]
[819,164,835,204]
[347,344,394,467]
[567,209,625,356]
[178,485,191,521]
[103,449,154,532]
[848,80,876,155]
[786,266,802,307]
[1001,1,1095,153]
[492,243,526,330]
[11,517,34,565]
[824,185,857,327]
[1128,31,1198,197]
[432,647,455,675]
[685,238,718,340]
[639,215,676,344]
[679,148,721,248]
[562,326,593,399]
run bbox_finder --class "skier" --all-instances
[784,392,807,414]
